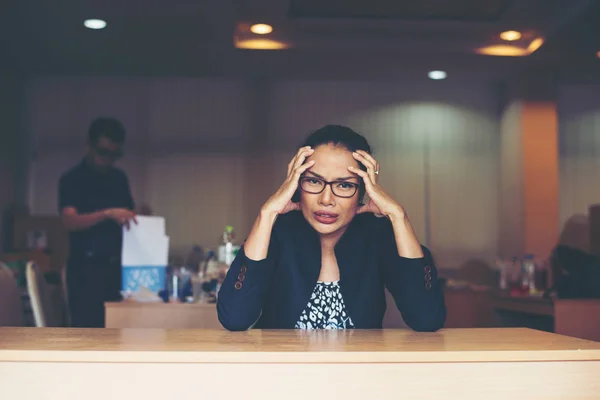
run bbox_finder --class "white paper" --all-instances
[121,216,169,267]
[130,215,165,236]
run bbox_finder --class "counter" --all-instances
[1,327,599,399]
[105,301,220,329]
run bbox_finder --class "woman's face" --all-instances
[300,143,362,240]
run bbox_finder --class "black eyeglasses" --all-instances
[299,176,359,198]
[94,146,123,160]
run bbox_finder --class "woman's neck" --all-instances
[319,226,348,252]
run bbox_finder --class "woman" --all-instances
[217,125,446,331]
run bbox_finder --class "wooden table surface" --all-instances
[2,328,600,399]
[1,327,600,363]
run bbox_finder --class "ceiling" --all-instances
[288,0,512,20]
[0,0,599,82]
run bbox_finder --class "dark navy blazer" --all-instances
[217,211,446,331]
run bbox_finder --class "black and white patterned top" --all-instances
[295,281,355,329]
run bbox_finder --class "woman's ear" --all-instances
[360,191,370,206]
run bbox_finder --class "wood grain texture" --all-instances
[104,301,221,329]
[1,328,600,364]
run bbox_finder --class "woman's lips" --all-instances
[313,211,339,225]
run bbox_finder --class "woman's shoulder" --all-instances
[272,211,306,235]
[353,212,393,232]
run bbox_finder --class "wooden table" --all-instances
[105,301,221,329]
[2,327,600,399]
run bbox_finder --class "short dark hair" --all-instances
[294,125,373,203]
[88,117,126,144]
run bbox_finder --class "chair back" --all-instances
[26,261,47,327]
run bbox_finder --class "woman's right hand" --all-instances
[261,146,315,216]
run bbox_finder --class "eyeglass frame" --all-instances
[299,175,361,198]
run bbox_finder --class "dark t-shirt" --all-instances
[58,159,135,260]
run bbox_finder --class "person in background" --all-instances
[217,125,446,331]
[58,117,136,328]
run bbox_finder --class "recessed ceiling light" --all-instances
[84,19,106,30]
[428,70,447,80]
[500,30,522,41]
[250,24,273,35]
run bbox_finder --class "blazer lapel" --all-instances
[287,212,321,327]
[335,215,370,323]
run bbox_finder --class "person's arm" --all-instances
[60,207,109,231]
[58,174,137,232]
[217,211,280,331]
[58,174,102,231]
[379,215,446,332]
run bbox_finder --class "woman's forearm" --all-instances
[388,211,424,259]
[243,209,279,261]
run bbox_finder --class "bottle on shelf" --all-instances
[521,254,536,295]
[218,225,240,266]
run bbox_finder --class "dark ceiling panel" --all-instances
[289,0,513,21]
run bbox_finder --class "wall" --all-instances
[266,81,499,267]
[558,85,600,239]
[25,77,499,267]
[499,101,524,258]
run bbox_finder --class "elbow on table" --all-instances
[218,318,251,332]
[216,300,257,332]
[405,307,447,332]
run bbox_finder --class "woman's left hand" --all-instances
[348,150,405,219]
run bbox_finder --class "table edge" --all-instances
[3,349,600,364]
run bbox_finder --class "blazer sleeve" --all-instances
[217,227,280,331]
[378,220,446,332]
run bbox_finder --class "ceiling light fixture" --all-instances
[527,37,544,53]
[475,45,527,56]
[428,70,447,80]
[500,30,522,41]
[234,38,289,50]
[475,36,544,57]
[250,24,273,35]
[84,19,107,30]
[596,51,600,58]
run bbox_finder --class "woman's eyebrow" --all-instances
[335,176,359,181]
[305,171,358,181]
[305,171,324,179]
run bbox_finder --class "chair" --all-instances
[0,262,25,326]
[26,261,70,327]
[26,261,47,327]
